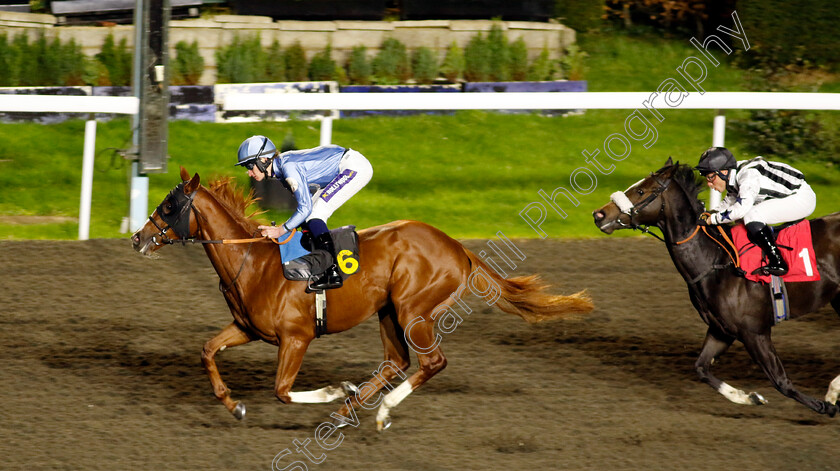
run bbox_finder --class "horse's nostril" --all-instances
[593,211,604,221]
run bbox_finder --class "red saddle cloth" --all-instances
[731,220,820,283]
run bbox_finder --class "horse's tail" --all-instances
[463,249,594,323]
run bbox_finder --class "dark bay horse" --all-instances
[592,158,840,417]
[132,168,594,430]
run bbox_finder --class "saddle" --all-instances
[278,226,360,338]
[730,220,820,284]
[729,220,819,325]
[279,225,360,282]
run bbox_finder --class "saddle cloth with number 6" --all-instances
[731,220,820,284]
[279,226,360,282]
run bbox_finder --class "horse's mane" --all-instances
[205,177,265,232]
[667,163,706,216]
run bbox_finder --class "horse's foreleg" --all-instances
[274,334,314,404]
[201,322,254,419]
[741,332,838,417]
[287,385,346,404]
[695,328,766,405]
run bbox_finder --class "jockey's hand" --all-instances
[698,212,712,226]
[258,224,287,239]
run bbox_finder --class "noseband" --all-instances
[148,183,197,246]
[609,175,671,241]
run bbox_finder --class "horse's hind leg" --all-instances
[373,305,449,432]
[696,327,767,405]
[826,296,840,404]
[826,376,840,405]
[333,303,411,422]
[741,331,838,416]
[202,322,254,419]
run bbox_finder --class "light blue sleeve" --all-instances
[282,163,313,229]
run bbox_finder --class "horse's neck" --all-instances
[661,187,726,282]
[194,189,253,240]
[193,189,266,287]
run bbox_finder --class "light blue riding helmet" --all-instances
[235,135,277,168]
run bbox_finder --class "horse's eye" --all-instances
[637,189,645,195]
[163,202,173,213]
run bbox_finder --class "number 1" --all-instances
[798,248,814,276]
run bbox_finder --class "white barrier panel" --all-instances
[225,92,840,111]
[0,95,139,114]
[709,114,727,210]
[78,120,97,241]
[1,95,139,240]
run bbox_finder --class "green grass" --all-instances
[3,110,840,240]
[2,29,839,240]
[580,30,749,92]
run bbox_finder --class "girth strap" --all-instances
[315,291,327,338]
[769,275,790,324]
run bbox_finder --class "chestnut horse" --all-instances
[593,158,840,417]
[131,168,594,430]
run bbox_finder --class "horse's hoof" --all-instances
[341,381,360,397]
[748,392,767,405]
[376,416,392,432]
[232,402,246,420]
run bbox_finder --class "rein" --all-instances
[676,224,741,268]
[148,185,297,247]
[161,231,295,246]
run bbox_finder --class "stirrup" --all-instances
[308,266,343,291]
[751,264,788,277]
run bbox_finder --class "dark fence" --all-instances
[230,0,386,21]
[50,0,201,25]
[400,0,553,21]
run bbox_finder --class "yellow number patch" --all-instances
[336,249,359,275]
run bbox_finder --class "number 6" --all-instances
[337,249,359,275]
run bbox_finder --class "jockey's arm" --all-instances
[712,193,736,214]
[708,169,760,224]
[281,163,313,230]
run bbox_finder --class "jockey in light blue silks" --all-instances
[236,135,373,290]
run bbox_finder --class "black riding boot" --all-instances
[309,232,343,291]
[746,222,789,276]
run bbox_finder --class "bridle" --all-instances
[610,173,672,242]
[610,169,741,282]
[148,182,197,246]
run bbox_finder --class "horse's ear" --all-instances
[184,172,200,195]
[664,156,674,166]
[179,166,189,182]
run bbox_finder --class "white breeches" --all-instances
[307,149,373,223]
[743,182,817,226]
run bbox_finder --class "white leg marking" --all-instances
[718,382,767,405]
[376,380,414,430]
[825,375,840,404]
[288,386,346,404]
